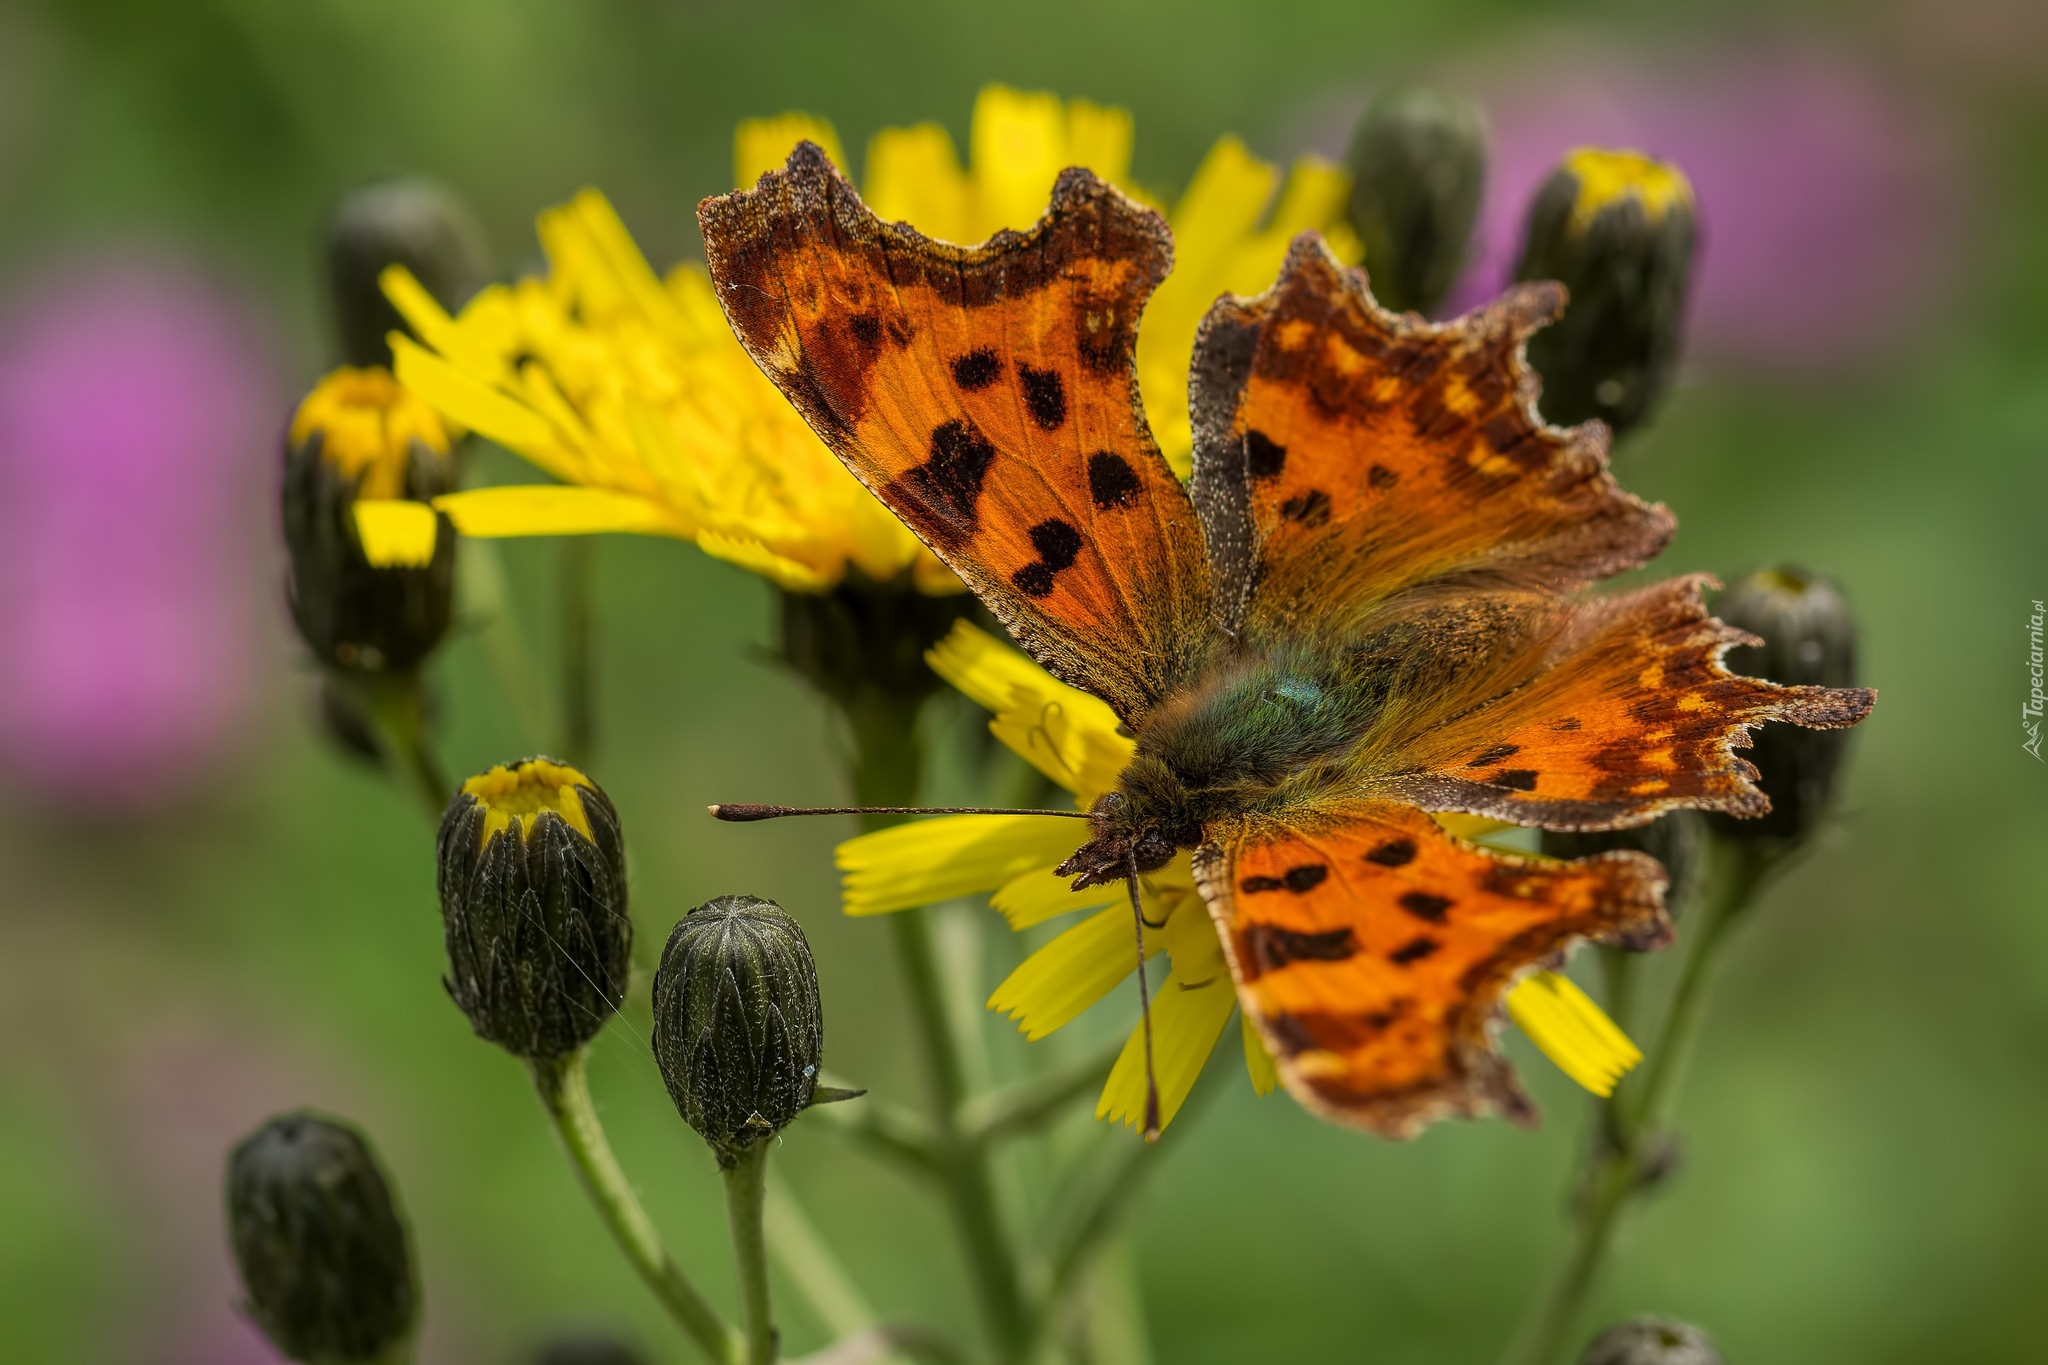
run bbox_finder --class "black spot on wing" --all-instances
[1011,518,1084,598]
[1549,716,1582,732]
[1367,464,1398,489]
[1399,891,1452,923]
[951,348,1002,391]
[849,314,882,351]
[1390,935,1440,965]
[1241,862,1328,894]
[1469,743,1521,767]
[1364,838,1416,867]
[1279,489,1331,526]
[1019,365,1067,430]
[902,419,997,549]
[1241,923,1357,975]
[1087,452,1141,509]
[1491,769,1539,791]
[1245,430,1287,479]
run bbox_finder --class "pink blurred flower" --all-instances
[1445,49,1954,369]
[0,257,279,809]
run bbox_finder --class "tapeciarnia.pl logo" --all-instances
[2028,599,2045,761]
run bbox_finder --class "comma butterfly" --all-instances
[698,145,1874,1139]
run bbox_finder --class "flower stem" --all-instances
[844,698,1032,1365]
[530,1053,743,1364]
[349,670,448,821]
[723,1143,777,1365]
[1501,843,1768,1365]
[559,535,597,767]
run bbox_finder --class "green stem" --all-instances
[1501,844,1768,1365]
[560,536,597,766]
[350,670,447,821]
[958,1035,1125,1146]
[764,1182,877,1339]
[530,1053,743,1364]
[723,1143,777,1365]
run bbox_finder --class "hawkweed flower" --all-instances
[651,894,823,1166]
[835,622,1644,1132]
[225,1111,417,1364]
[375,85,1358,590]
[1343,88,1489,315]
[283,366,456,673]
[436,758,631,1059]
[1514,148,1697,436]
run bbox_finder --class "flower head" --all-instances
[836,622,1643,1133]
[378,85,1358,589]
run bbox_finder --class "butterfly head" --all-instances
[1055,759,1200,891]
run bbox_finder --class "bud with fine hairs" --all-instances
[225,1112,417,1364]
[327,177,489,368]
[437,759,632,1059]
[1580,1316,1723,1365]
[1344,88,1489,316]
[283,367,458,675]
[1515,147,1697,437]
[1706,567,1862,848]
[652,895,825,1165]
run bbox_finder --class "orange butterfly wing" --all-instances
[700,143,1214,721]
[1190,235,1672,639]
[1196,802,1668,1137]
[1377,575,1876,827]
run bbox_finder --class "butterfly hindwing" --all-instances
[701,143,1215,722]
[1195,802,1668,1138]
[1190,234,1673,641]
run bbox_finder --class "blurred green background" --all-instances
[2,0,2045,1361]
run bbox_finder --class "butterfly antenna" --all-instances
[1128,849,1161,1144]
[710,803,1089,822]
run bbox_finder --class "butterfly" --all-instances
[698,143,1875,1140]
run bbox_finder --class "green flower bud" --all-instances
[1581,1317,1722,1365]
[437,759,631,1059]
[1515,148,1697,437]
[1707,567,1862,847]
[1344,88,1489,316]
[652,895,823,1165]
[327,177,489,368]
[1543,810,1706,914]
[225,1112,417,1364]
[283,367,457,675]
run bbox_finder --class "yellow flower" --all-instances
[836,622,1643,1133]
[291,366,450,567]
[375,85,1359,580]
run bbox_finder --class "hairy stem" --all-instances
[530,1053,742,1364]
[724,1143,777,1365]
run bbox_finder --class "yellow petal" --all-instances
[434,485,683,539]
[836,814,1081,917]
[696,529,833,592]
[1241,1010,1278,1096]
[389,335,585,485]
[925,621,1131,799]
[379,266,509,387]
[1097,896,1237,1131]
[864,123,971,244]
[352,500,438,568]
[1506,971,1643,1097]
[988,901,1167,1041]
[1063,99,1134,186]
[1431,812,1519,840]
[735,112,847,187]
[967,84,1069,238]
[990,866,1119,930]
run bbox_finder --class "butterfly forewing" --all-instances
[701,143,1215,722]
[1196,802,1667,1138]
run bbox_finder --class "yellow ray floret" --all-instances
[1504,970,1644,1096]
[460,758,596,846]
[352,500,439,568]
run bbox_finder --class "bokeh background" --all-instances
[2,0,2044,1361]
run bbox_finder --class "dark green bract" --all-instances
[1344,88,1488,316]
[225,1112,417,1364]
[652,895,823,1165]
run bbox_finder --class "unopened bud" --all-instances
[328,177,489,368]
[1707,567,1861,847]
[1515,148,1696,437]
[225,1112,417,1364]
[437,759,631,1059]
[1543,810,1705,914]
[283,367,457,674]
[533,1333,649,1365]
[652,895,823,1165]
[1581,1317,1722,1365]
[1345,88,1488,315]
